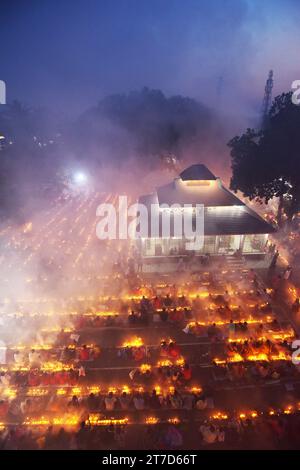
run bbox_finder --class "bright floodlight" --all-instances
[73,171,88,185]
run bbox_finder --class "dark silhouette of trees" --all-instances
[75,87,213,166]
[0,102,65,220]
[228,92,300,225]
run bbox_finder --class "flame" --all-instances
[53,416,79,426]
[246,353,269,362]
[212,412,228,420]
[140,363,152,373]
[3,388,17,398]
[270,351,290,361]
[228,353,244,363]
[23,416,50,426]
[122,337,143,348]
[88,414,128,426]
[145,416,159,424]
[175,357,185,366]
[157,359,172,367]
[27,388,48,396]
[284,406,293,415]
[168,417,180,424]
[41,361,72,372]
[87,386,101,394]
[190,386,202,393]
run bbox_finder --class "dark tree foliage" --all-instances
[228,92,300,225]
[0,89,216,218]
[75,87,213,166]
[0,101,65,220]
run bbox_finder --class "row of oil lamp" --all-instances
[0,355,185,374]
[0,278,268,308]
[0,405,299,430]
[213,350,292,365]
[1,383,203,399]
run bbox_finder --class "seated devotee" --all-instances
[178,295,187,307]
[195,396,208,410]
[90,345,101,360]
[20,398,32,415]
[28,349,41,367]
[28,370,40,387]
[169,390,183,409]
[86,393,100,412]
[181,363,192,382]
[148,390,161,409]
[160,341,169,357]
[169,308,185,324]
[183,307,193,320]
[79,345,90,361]
[182,392,195,410]
[159,308,168,322]
[270,369,280,380]
[14,351,26,365]
[78,366,86,377]
[257,363,270,379]
[163,425,183,449]
[168,342,181,360]
[119,392,131,410]
[60,346,76,362]
[104,392,117,411]
[133,346,146,362]
[133,393,145,411]
[140,296,150,313]
[0,400,9,419]
[128,311,138,324]
[199,424,220,444]
[164,294,173,308]
[68,395,81,409]
[207,323,220,340]
[153,296,162,310]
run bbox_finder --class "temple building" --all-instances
[138,164,275,258]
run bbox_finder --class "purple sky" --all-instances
[1,0,300,119]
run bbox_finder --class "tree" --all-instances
[228,92,300,226]
[75,88,213,167]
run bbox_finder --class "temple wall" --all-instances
[141,234,268,257]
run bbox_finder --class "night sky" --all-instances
[1,0,300,117]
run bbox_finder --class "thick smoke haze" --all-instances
[1,0,300,118]
[0,0,299,220]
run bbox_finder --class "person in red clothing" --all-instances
[182,363,192,382]
[153,296,162,310]
[56,371,68,386]
[0,400,9,419]
[168,342,181,360]
[169,309,177,323]
[28,370,40,387]
[133,346,145,361]
[174,309,184,323]
[79,345,90,361]
[41,372,51,386]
